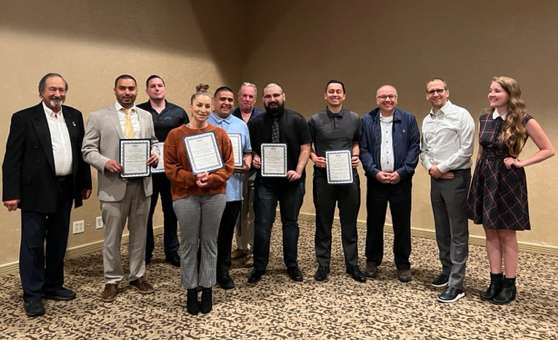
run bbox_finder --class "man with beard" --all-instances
[207,86,252,289]
[82,74,159,302]
[230,82,264,268]
[2,73,92,316]
[308,80,365,283]
[138,75,189,267]
[420,78,474,302]
[247,82,311,284]
[360,85,420,283]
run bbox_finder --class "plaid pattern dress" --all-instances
[467,112,532,230]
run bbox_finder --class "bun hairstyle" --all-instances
[490,76,527,157]
[191,83,211,103]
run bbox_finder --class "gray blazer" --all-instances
[82,104,158,202]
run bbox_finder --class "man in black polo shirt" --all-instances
[247,82,311,284]
[138,75,189,267]
[308,80,365,283]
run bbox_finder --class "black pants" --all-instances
[365,177,412,270]
[313,169,360,268]
[216,201,242,276]
[146,174,179,260]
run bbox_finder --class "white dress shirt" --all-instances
[115,101,140,138]
[380,114,394,172]
[43,102,73,176]
[420,100,475,173]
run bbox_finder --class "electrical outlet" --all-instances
[73,220,85,234]
[96,216,103,229]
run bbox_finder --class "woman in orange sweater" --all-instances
[164,84,234,315]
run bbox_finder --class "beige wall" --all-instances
[242,0,558,248]
[0,0,243,267]
[1,0,557,269]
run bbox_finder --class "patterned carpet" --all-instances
[1,218,557,340]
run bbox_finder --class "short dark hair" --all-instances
[426,78,448,90]
[114,74,137,88]
[146,75,165,87]
[214,86,234,97]
[38,73,68,96]
[325,79,345,94]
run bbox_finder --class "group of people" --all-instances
[2,73,553,318]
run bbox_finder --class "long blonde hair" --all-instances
[490,76,527,157]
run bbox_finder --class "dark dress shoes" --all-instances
[165,252,181,267]
[287,266,303,282]
[347,267,367,282]
[314,265,329,281]
[24,300,45,317]
[248,269,265,284]
[217,272,235,290]
[43,287,76,301]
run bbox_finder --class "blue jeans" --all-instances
[253,179,305,271]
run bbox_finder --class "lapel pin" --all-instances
[72,122,76,127]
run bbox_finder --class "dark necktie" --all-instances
[272,117,280,143]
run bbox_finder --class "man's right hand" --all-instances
[3,199,20,212]
[105,160,123,173]
[375,171,391,184]
[252,155,261,169]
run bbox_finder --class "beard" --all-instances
[49,98,64,108]
[265,101,285,116]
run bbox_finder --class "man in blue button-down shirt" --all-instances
[207,86,252,290]
[360,85,420,283]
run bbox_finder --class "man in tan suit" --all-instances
[82,74,159,302]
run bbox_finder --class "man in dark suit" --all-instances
[2,73,92,317]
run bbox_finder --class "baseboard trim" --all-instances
[298,212,558,256]
[0,226,164,276]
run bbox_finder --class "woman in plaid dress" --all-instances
[467,76,553,304]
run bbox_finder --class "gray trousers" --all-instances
[101,180,149,284]
[431,169,471,290]
[173,194,226,289]
[235,169,256,254]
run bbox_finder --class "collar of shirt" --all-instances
[493,108,507,120]
[430,100,453,117]
[326,107,346,119]
[42,101,63,119]
[209,112,233,125]
[115,101,137,114]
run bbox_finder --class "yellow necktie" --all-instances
[123,108,135,138]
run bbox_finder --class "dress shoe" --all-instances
[365,262,378,278]
[231,248,248,259]
[346,266,366,283]
[432,273,449,288]
[129,276,154,294]
[217,272,235,290]
[437,287,465,303]
[186,288,200,315]
[480,272,503,301]
[101,283,119,302]
[244,255,254,268]
[44,287,76,301]
[491,277,516,305]
[314,265,329,281]
[200,287,213,314]
[165,252,181,267]
[397,269,412,283]
[287,266,303,282]
[248,269,265,284]
[24,300,45,317]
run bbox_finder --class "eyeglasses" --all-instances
[377,95,397,100]
[426,89,446,95]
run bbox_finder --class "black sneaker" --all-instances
[432,273,449,288]
[437,287,465,303]
[217,272,235,290]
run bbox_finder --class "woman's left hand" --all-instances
[504,157,523,169]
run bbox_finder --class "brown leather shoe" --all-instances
[244,255,254,268]
[129,276,154,294]
[101,283,119,302]
[231,249,248,259]
[397,269,412,283]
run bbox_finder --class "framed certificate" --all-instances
[151,142,165,174]
[228,133,243,168]
[183,132,224,174]
[326,150,353,184]
[119,139,151,178]
[261,143,287,177]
